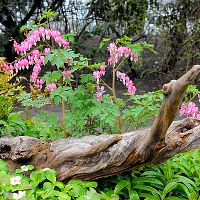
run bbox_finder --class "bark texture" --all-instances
[0,65,200,182]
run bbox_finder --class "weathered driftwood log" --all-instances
[0,65,200,182]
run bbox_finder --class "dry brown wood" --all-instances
[0,65,200,182]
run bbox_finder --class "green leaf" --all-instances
[114,180,129,194]
[144,196,160,200]
[58,192,71,200]
[0,159,9,172]
[133,177,163,186]
[68,180,86,197]
[62,33,76,43]
[100,38,111,48]
[80,74,95,84]
[77,188,101,200]
[56,181,65,189]
[53,96,62,105]
[27,165,34,171]
[133,185,160,195]
[129,190,140,200]
[43,182,54,190]
[8,112,22,121]
[186,85,199,94]
[45,170,56,184]
[20,21,35,32]
[30,171,46,185]
[84,181,97,188]
[165,197,182,200]
[39,9,58,23]
[162,182,178,199]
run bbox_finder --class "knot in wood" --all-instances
[162,80,176,95]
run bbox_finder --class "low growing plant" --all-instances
[1,149,200,199]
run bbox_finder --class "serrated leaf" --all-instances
[100,38,111,48]
[62,33,76,43]
[53,96,62,105]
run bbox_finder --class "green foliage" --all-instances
[97,149,200,199]
[185,85,199,103]
[0,68,24,97]
[39,9,58,24]
[0,67,24,123]
[25,111,63,140]
[44,48,88,70]
[63,85,120,136]
[116,35,158,61]
[122,90,163,130]
[62,34,76,43]
[0,96,13,120]
[0,111,63,139]
[1,149,200,199]
[0,161,101,200]
[99,38,111,49]
[0,111,27,136]
[17,93,50,109]
[87,0,157,36]
[20,21,36,33]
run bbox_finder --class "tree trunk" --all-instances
[0,65,200,182]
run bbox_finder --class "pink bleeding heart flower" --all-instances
[62,71,67,79]
[96,86,105,102]
[100,65,106,75]
[47,83,57,92]
[44,48,51,54]
[93,71,101,84]
[36,79,43,89]
[179,102,199,118]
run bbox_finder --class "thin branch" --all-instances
[20,0,43,27]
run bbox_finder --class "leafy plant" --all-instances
[122,90,163,130]
[1,148,200,199]
[0,112,27,136]
[0,160,101,200]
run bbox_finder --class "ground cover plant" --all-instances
[1,149,200,199]
[0,10,200,200]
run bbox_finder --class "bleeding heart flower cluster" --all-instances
[93,65,106,101]
[3,28,70,92]
[13,27,69,55]
[29,50,45,83]
[116,71,136,95]
[107,42,138,65]
[179,102,200,120]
